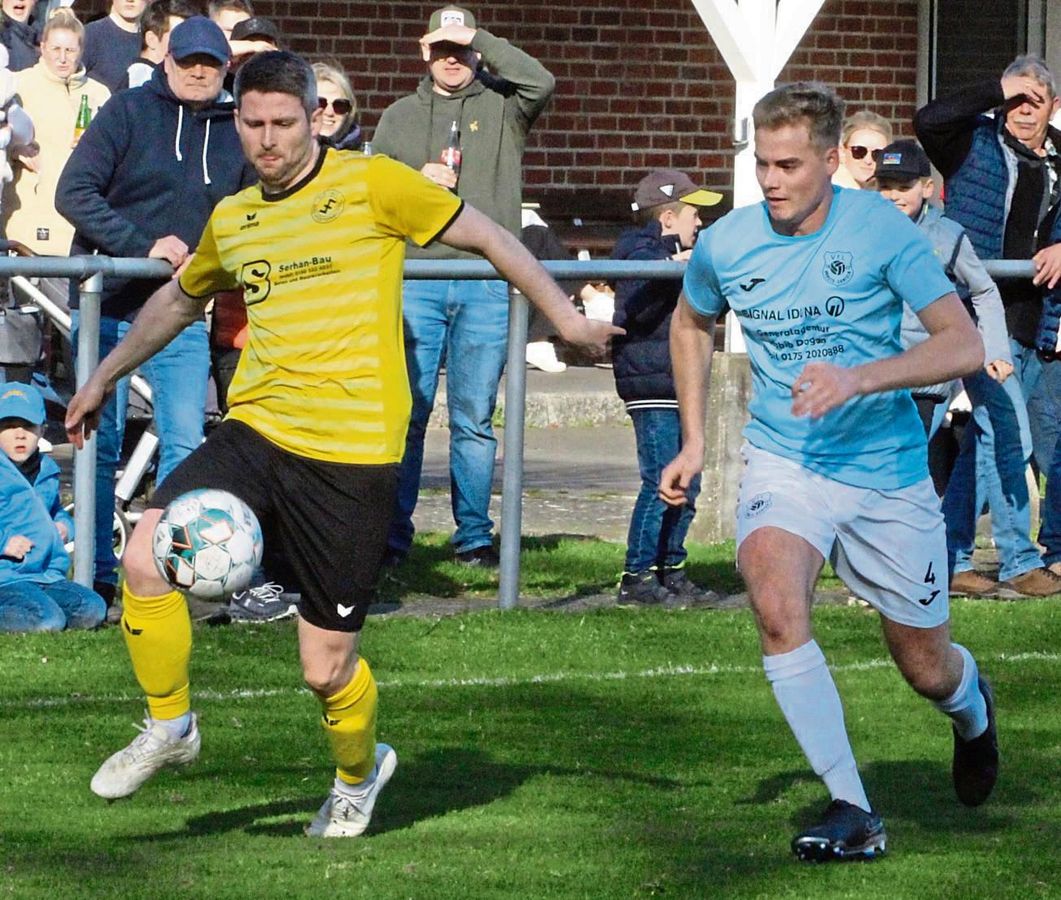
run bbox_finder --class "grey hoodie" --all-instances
[901,204,1011,398]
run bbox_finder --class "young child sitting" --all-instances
[0,383,106,632]
[611,169,722,604]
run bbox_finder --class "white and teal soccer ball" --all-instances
[152,489,263,600]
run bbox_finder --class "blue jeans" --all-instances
[1012,342,1061,564]
[942,366,1038,581]
[72,312,209,584]
[389,279,509,555]
[625,407,701,572]
[0,580,106,632]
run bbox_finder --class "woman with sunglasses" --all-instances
[312,61,361,151]
[834,110,893,189]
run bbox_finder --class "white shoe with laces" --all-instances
[305,743,397,838]
[90,714,200,799]
[227,582,300,622]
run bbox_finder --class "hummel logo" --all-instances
[336,603,355,618]
[246,212,257,221]
[740,277,766,292]
[123,619,143,635]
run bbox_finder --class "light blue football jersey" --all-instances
[685,187,955,490]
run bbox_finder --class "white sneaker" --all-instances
[526,340,567,373]
[305,743,397,838]
[90,714,201,799]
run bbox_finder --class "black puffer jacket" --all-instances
[610,220,682,406]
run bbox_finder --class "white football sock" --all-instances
[933,643,988,740]
[333,766,378,800]
[763,639,871,813]
[154,712,192,740]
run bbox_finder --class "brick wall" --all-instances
[75,0,920,216]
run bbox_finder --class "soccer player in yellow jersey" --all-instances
[65,51,621,837]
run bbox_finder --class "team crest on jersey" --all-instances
[822,251,853,286]
[311,189,345,223]
[742,491,773,519]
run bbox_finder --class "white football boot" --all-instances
[90,714,200,799]
[305,743,397,838]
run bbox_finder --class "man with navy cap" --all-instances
[56,16,257,608]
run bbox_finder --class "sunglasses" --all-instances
[848,145,884,161]
[318,97,353,115]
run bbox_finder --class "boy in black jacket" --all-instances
[611,170,721,604]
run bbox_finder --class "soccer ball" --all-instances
[152,489,264,600]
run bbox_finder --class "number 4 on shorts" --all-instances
[919,562,940,606]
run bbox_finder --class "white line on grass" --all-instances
[11,650,1060,711]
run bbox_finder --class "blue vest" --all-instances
[943,119,1008,261]
[1034,211,1061,355]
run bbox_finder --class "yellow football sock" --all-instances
[321,658,378,785]
[121,584,192,721]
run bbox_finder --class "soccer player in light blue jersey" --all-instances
[660,82,999,862]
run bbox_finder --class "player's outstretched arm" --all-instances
[438,204,624,355]
[65,279,209,447]
[791,291,982,419]
[660,295,715,507]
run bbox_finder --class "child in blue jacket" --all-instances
[0,384,105,631]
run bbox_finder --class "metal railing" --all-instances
[0,255,1037,610]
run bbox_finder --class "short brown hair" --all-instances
[753,82,845,152]
[634,200,684,226]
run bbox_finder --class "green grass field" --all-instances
[2,587,1059,899]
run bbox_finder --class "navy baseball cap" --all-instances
[0,383,45,425]
[230,16,280,45]
[169,16,231,64]
[873,139,931,181]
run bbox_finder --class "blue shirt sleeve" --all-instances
[683,228,727,318]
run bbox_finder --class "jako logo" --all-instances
[825,296,845,317]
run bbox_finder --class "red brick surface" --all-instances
[74,0,920,215]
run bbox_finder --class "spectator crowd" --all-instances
[0,1,1060,633]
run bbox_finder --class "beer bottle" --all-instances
[72,95,91,148]
[440,120,461,182]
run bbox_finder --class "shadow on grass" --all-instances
[377,533,743,605]
[744,759,1016,837]
[124,747,540,841]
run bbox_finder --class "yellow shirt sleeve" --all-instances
[178,216,239,299]
[367,155,463,247]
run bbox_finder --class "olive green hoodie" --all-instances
[372,29,554,261]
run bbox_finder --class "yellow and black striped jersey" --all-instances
[180,149,462,464]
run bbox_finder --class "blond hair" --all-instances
[42,7,84,44]
[841,110,893,147]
